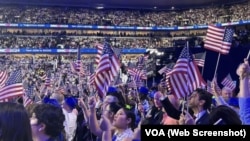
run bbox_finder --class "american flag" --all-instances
[70,47,85,75]
[94,41,120,98]
[169,47,206,99]
[127,75,144,88]
[88,73,95,85]
[40,73,47,81]
[206,80,213,94]
[158,63,175,75]
[0,71,8,88]
[221,74,236,91]
[45,76,51,87]
[88,63,95,85]
[158,63,175,93]
[95,43,104,64]
[127,80,144,88]
[0,69,24,100]
[127,68,147,81]
[23,86,34,107]
[137,53,148,70]
[160,77,167,88]
[193,52,206,67]
[165,72,172,93]
[204,25,234,55]
[207,77,221,95]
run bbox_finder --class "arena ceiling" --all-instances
[0,0,247,10]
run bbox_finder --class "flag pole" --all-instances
[247,50,250,59]
[186,41,190,114]
[201,51,206,76]
[214,53,221,78]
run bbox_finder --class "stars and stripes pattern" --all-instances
[127,68,147,81]
[0,71,8,88]
[158,63,175,75]
[94,41,120,98]
[204,25,234,55]
[127,80,144,88]
[137,54,148,70]
[193,52,206,67]
[169,47,206,99]
[221,74,236,91]
[206,79,221,95]
[95,43,104,64]
[0,69,24,100]
[23,86,34,107]
[126,75,144,88]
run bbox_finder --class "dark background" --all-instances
[149,46,250,95]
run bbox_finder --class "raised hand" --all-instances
[236,58,250,79]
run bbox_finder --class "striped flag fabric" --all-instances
[137,53,149,70]
[158,63,175,75]
[158,63,175,93]
[169,47,206,99]
[207,79,221,95]
[88,73,95,85]
[0,71,8,88]
[204,25,234,55]
[206,80,213,94]
[127,68,147,81]
[193,52,206,67]
[126,74,144,88]
[23,86,34,107]
[160,77,167,88]
[94,41,121,98]
[221,74,236,91]
[45,76,51,87]
[0,69,24,100]
[40,73,47,81]
[95,43,104,64]
[127,80,144,88]
[165,73,172,93]
[88,63,96,85]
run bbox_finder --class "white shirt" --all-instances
[63,109,77,141]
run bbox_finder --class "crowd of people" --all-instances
[0,35,171,49]
[0,2,250,49]
[0,53,249,141]
[0,1,249,26]
[0,1,250,141]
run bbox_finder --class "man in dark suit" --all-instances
[188,88,213,125]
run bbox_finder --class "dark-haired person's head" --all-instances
[0,102,33,141]
[30,103,65,140]
[113,107,136,130]
[103,102,122,122]
[105,87,125,107]
[188,88,212,111]
[209,105,242,125]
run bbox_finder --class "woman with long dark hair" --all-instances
[0,102,33,141]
